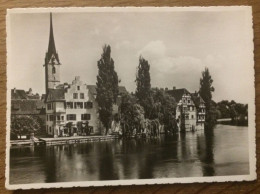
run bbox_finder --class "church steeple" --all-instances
[44,13,61,94]
[45,13,60,65]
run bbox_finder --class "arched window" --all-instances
[52,66,56,74]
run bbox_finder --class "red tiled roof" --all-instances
[11,89,28,100]
[11,99,45,115]
[46,88,65,102]
[167,88,190,103]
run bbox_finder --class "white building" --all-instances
[167,88,205,132]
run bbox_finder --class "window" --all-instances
[66,102,73,109]
[77,86,80,90]
[57,115,60,121]
[81,114,91,120]
[49,126,52,134]
[46,115,48,121]
[49,115,54,121]
[188,100,191,104]
[80,93,84,99]
[85,101,93,109]
[52,66,56,74]
[191,115,194,119]
[89,126,93,133]
[73,93,78,99]
[67,114,76,121]
[77,102,83,109]
[185,115,189,119]
[47,103,52,110]
[61,116,64,120]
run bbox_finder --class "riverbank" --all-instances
[40,135,119,145]
[9,124,249,184]
[10,135,119,147]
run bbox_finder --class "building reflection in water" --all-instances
[10,125,250,184]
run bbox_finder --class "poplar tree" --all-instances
[199,67,215,127]
[96,45,119,135]
[135,56,153,118]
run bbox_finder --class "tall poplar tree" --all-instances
[96,45,119,135]
[135,56,153,118]
[199,67,215,127]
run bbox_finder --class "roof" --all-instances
[11,89,28,100]
[191,93,205,108]
[87,85,128,95]
[11,89,40,100]
[166,88,190,103]
[11,99,45,115]
[46,88,65,102]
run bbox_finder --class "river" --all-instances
[9,124,249,184]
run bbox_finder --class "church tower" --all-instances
[44,13,61,94]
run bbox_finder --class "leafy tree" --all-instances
[96,45,119,134]
[11,115,41,139]
[151,89,177,133]
[199,67,215,127]
[120,93,145,136]
[135,56,153,118]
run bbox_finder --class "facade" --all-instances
[167,88,205,131]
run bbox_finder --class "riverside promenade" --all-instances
[10,135,119,147]
[39,135,119,145]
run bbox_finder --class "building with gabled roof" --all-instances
[167,87,205,131]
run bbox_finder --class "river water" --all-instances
[9,124,249,184]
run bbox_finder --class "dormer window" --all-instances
[77,86,80,90]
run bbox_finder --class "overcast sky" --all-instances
[8,8,254,103]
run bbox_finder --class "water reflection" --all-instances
[9,125,249,184]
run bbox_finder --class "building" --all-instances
[167,88,205,131]
[11,88,46,139]
[44,14,127,137]
[11,88,45,119]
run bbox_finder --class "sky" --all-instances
[7,8,254,103]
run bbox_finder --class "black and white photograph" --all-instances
[5,7,256,190]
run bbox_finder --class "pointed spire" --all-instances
[46,12,60,64]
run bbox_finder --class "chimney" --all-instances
[173,86,176,90]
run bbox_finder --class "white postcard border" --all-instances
[5,6,256,190]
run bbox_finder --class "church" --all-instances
[44,14,127,137]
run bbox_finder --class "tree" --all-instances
[11,115,41,139]
[151,89,177,133]
[135,56,153,118]
[96,45,119,135]
[199,67,215,127]
[120,93,145,137]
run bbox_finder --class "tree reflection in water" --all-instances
[10,125,249,184]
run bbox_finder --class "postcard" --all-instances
[5,6,256,190]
